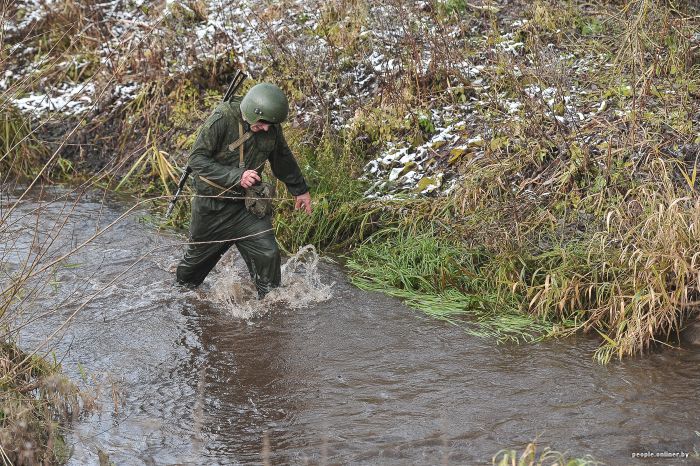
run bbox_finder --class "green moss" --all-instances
[415,176,438,192]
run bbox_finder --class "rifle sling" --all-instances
[229,122,252,168]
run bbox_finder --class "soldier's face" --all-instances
[250,121,271,132]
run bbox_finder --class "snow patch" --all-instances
[12,83,96,116]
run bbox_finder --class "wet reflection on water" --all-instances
[4,189,699,465]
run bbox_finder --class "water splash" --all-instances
[211,245,333,319]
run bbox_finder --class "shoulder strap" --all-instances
[228,121,252,168]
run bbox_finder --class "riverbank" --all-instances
[0,343,80,464]
[3,0,700,369]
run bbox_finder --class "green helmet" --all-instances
[240,82,289,124]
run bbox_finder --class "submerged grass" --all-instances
[346,228,554,342]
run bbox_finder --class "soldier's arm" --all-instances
[269,127,309,196]
[188,111,244,188]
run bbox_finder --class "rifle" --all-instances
[165,70,247,219]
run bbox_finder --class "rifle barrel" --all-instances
[165,166,192,219]
[223,70,244,102]
[224,71,247,102]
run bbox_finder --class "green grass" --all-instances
[493,442,602,466]
[0,101,47,180]
[346,229,554,343]
[273,130,384,252]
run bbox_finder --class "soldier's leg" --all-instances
[176,240,233,287]
[233,213,281,297]
[176,197,237,287]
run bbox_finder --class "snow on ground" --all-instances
[12,83,96,116]
[5,1,660,199]
[362,104,474,198]
[5,0,154,116]
[5,0,325,116]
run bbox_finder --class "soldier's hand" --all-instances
[240,170,261,189]
[294,192,312,214]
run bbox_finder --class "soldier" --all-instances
[176,82,312,297]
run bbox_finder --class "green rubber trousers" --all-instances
[176,197,281,296]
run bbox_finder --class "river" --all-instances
[3,188,699,465]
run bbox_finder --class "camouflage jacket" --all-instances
[188,96,308,202]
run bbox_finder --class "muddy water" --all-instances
[4,190,700,465]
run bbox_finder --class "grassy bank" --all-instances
[269,0,700,362]
[0,343,82,465]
